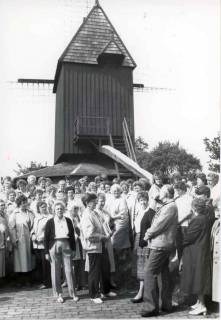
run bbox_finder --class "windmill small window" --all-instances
[97,36,125,66]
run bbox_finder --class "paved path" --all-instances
[0,285,219,320]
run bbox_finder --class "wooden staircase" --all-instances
[111,137,127,154]
[108,118,137,159]
[108,118,137,178]
[122,117,137,162]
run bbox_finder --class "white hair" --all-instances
[54,200,66,210]
[110,183,122,194]
[27,175,36,184]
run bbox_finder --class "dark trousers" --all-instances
[73,259,88,288]
[176,226,187,261]
[34,249,51,286]
[143,249,172,313]
[113,248,131,286]
[100,249,111,294]
[88,250,111,299]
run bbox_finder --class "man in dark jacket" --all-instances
[140,185,178,317]
[44,201,78,303]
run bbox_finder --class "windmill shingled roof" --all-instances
[101,39,124,55]
[53,2,136,92]
[16,159,131,179]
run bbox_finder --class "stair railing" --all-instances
[109,134,120,179]
[122,118,137,162]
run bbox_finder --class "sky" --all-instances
[0,0,220,177]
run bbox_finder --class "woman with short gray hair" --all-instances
[44,201,78,303]
[108,184,131,287]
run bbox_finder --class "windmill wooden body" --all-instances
[53,1,136,172]
[16,1,153,181]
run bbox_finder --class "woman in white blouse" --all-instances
[108,184,131,287]
[44,201,78,303]
[108,184,130,251]
[95,193,115,277]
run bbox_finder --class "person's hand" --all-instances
[105,234,111,240]
[179,259,183,272]
[143,231,149,241]
[45,254,51,262]
[71,251,76,259]
[103,236,109,242]
[100,235,107,242]
[36,238,44,245]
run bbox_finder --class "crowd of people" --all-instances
[0,170,219,317]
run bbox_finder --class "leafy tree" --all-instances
[135,136,149,151]
[14,161,47,176]
[135,139,202,176]
[203,133,220,172]
[135,136,150,168]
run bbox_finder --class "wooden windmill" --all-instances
[16,0,153,181]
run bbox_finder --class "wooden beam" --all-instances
[99,145,153,183]
[17,79,54,84]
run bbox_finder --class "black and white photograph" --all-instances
[0,0,219,319]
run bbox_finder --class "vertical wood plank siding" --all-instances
[54,68,65,163]
[54,62,134,162]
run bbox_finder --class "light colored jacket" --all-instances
[80,208,105,253]
[94,208,115,272]
[148,184,161,211]
[175,193,192,227]
[31,213,52,249]
[127,193,140,231]
[146,200,178,251]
